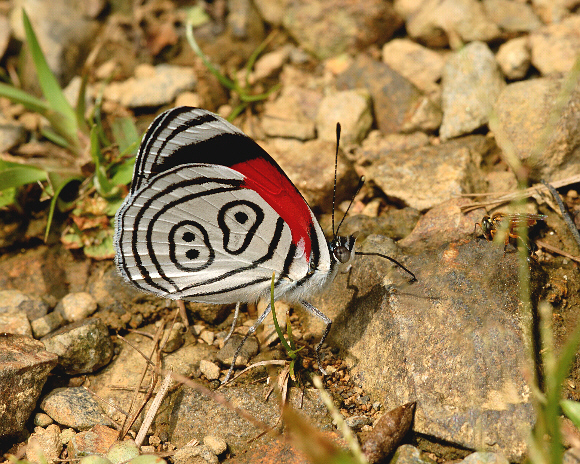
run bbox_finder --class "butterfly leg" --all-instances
[300,301,331,376]
[223,302,241,345]
[222,303,273,384]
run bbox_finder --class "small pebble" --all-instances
[199,330,215,345]
[148,435,162,447]
[31,312,65,338]
[161,322,185,353]
[192,324,204,337]
[173,444,218,464]
[56,292,97,323]
[199,360,221,381]
[60,428,76,445]
[106,440,140,464]
[26,424,63,464]
[79,455,113,464]
[34,412,54,427]
[460,451,509,464]
[345,415,372,430]
[203,435,227,456]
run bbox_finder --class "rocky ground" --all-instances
[1,0,580,463]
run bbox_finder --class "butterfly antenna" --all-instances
[335,176,365,237]
[356,250,417,282]
[332,123,341,238]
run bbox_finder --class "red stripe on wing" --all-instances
[231,157,313,262]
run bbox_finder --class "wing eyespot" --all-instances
[218,200,264,255]
[168,220,215,272]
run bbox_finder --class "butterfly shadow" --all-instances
[321,260,442,366]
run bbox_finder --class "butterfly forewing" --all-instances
[132,107,271,193]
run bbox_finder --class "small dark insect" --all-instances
[474,212,547,253]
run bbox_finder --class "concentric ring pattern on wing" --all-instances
[115,164,310,303]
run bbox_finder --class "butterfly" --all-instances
[114,107,415,382]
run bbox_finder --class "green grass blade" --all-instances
[21,9,79,149]
[110,158,135,186]
[40,127,70,148]
[74,74,89,134]
[0,165,47,190]
[111,117,140,155]
[0,188,16,208]
[561,400,580,429]
[44,172,83,241]
[0,82,51,114]
[270,272,294,356]
[185,22,238,91]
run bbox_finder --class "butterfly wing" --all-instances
[115,107,333,304]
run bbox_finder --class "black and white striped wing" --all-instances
[115,164,312,304]
[130,107,246,194]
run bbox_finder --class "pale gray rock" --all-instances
[0,290,49,320]
[382,38,445,94]
[42,318,113,374]
[172,444,217,464]
[10,0,99,85]
[336,54,442,134]
[0,16,10,62]
[216,333,259,367]
[308,236,543,461]
[357,135,490,211]
[170,385,331,454]
[531,0,573,24]
[26,424,63,464]
[282,0,402,59]
[492,77,580,181]
[529,16,580,76]
[160,322,185,353]
[406,0,501,48]
[41,387,116,430]
[261,85,321,140]
[440,41,505,141]
[315,89,373,145]
[31,311,65,339]
[460,452,509,464]
[253,0,288,25]
[34,412,54,427]
[104,64,197,108]
[496,37,531,80]
[56,292,98,323]
[199,359,221,381]
[391,445,437,464]
[87,328,215,426]
[482,0,542,32]
[203,435,228,456]
[0,311,32,336]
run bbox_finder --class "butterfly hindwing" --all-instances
[116,163,319,303]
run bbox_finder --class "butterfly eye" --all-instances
[334,245,351,264]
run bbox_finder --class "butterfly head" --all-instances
[329,234,357,268]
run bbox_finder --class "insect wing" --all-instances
[115,164,311,303]
[505,213,547,228]
[130,107,246,194]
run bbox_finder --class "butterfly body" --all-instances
[114,107,357,379]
